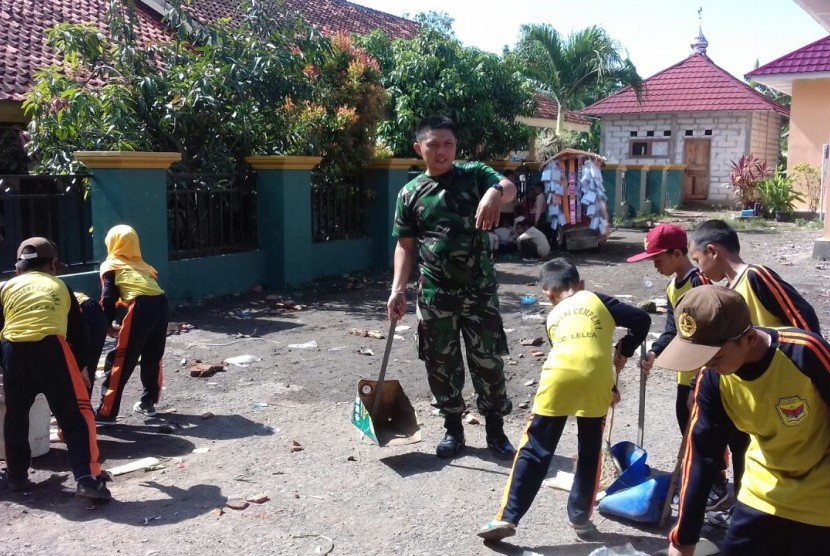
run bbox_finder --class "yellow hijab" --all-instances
[99,225,158,279]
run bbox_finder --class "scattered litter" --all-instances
[393,334,405,341]
[289,440,304,453]
[180,358,187,366]
[166,322,194,336]
[192,447,210,454]
[246,493,269,504]
[520,337,544,347]
[287,341,318,350]
[110,457,162,476]
[211,507,224,517]
[395,325,411,332]
[464,414,480,425]
[612,294,634,299]
[189,363,225,378]
[587,543,649,556]
[227,499,249,511]
[503,328,515,334]
[291,534,334,556]
[357,347,374,356]
[349,328,385,339]
[518,401,530,409]
[158,424,177,434]
[224,354,262,366]
[346,455,357,462]
[95,370,105,379]
[524,379,537,387]
[142,515,162,525]
[254,402,269,409]
[201,412,214,420]
[529,349,546,357]
[543,470,574,492]
[327,346,347,351]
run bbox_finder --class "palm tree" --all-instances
[513,24,643,136]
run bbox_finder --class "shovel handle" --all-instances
[637,342,647,448]
[371,318,398,416]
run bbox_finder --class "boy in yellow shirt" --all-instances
[478,258,650,541]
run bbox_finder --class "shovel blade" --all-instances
[352,379,421,446]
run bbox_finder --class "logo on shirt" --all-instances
[776,396,809,426]
[678,312,697,338]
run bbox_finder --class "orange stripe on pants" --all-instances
[58,336,101,477]
[97,304,135,418]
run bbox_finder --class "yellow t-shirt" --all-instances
[731,266,786,328]
[667,270,704,386]
[114,268,164,302]
[720,348,830,526]
[0,272,71,342]
[533,290,616,418]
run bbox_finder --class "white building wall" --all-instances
[598,111,758,203]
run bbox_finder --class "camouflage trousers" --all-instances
[416,289,512,418]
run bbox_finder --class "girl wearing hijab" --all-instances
[95,225,169,423]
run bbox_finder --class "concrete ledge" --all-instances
[812,238,830,260]
[245,156,322,170]
[74,151,181,169]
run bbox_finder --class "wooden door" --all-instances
[683,139,711,200]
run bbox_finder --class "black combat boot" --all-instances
[436,414,465,458]
[485,415,516,460]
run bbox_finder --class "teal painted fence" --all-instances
[64,153,422,303]
[602,165,686,218]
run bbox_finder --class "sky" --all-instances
[350,0,827,81]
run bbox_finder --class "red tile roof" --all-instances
[746,34,830,77]
[0,0,420,102]
[581,53,789,117]
[533,94,591,125]
[0,0,170,102]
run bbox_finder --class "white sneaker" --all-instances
[133,401,157,417]
[706,508,732,529]
[477,520,516,541]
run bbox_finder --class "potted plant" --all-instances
[728,154,771,214]
[756,167,804,222]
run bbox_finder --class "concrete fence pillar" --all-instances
[246,156,321,287]
[365,158,422,269]
[74,151,180,286]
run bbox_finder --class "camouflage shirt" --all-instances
[393,162,504,300]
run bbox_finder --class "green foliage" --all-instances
[23,0,385,178]
[409,11,455,38]
[508,24,642,137]
[757,167,804,219]
[728,154,771,209]
[791,162,821,213]
[364,27,533,160]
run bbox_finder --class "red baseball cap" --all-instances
[626,224,688,263]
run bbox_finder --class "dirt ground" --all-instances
[2,212,829,556]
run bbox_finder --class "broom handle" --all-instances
[659,417,692,527]
[638,342,647,447]
[371,318,398,416]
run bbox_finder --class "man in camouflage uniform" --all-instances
[387,115,518,459]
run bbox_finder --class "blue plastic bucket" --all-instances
[605,441,649,496]
[598,474,671,523]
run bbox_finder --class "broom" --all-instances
[599,374,622,491]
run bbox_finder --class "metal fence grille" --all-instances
[0,174,94,275]
[167,171,258,260]
[311,179,370,243]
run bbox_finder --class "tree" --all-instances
[360,27,533,160]
[509,24,642,137]
[23,0,385,177]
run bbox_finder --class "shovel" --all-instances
[351,318,421,446]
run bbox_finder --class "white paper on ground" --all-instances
[542,470,574,492]
[109,457,162,476]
